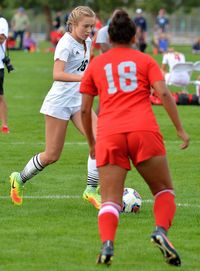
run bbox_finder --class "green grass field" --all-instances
[0,45,199,271]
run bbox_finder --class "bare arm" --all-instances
[53,59,82,82]
[153,80,190,149]
[161,63,167,75]
[0,34,6,44]
[81,93,96,158]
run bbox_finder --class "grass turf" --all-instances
[0,45,199,271]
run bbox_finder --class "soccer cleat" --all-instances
[83,186,101,209]
[1,125,10,134]
[151,229,181,267]
[96,240,114,266]
[9,172,24,205]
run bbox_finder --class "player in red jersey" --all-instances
[80,10,189,267]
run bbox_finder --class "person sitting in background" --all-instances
[161,48,189,85]
[192,37,200,54]
[152,32,169,55]
[158,32,169,53]
[23,31,36,52]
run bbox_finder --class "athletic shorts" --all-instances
[0,69,4,95]
[95,131,166,170]
[40,102,80,120]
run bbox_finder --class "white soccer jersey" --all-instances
[40,32,91,119]
[0,17,8,69]
[95,25,109,44]
[162,52,185,72]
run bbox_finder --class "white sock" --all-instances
[87,155,99,188]
[20,153,45,183]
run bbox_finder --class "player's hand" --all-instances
[177,129,190,149]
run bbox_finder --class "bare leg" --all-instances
[72,109,100,208]
[0,95,8,127]
[40,115,68,165]
[136,156,181,266]
[71,109,97,137]
[99,164,127,205]
[136,155,173,195]
[97,165,127,264]
[19,115,68,182]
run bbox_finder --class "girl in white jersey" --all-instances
[9,6,101,209]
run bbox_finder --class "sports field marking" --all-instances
[0,195,199,208]
[1,140,200,145]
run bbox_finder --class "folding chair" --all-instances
[193,61,200,71]
[166,62,194,91]
[190,61,200,96]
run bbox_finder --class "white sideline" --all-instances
[0,195,199,208]
[1,140,200,145]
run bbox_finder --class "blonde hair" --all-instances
[67,6,96,32]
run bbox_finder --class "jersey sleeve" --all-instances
[0,18,8,38]
[147,56,164,85]
[54,39,70,62]
[96,26,109,44]
[80,61,98,96]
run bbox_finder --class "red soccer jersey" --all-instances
[80,47,164,140]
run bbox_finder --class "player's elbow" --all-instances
[53,71,61,81]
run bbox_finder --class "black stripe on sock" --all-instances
[35,154,44,169]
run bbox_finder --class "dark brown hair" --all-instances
[108,10,136,44]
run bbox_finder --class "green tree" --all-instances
[138,0,200,14]
[2,0,71,39]
[2,0,136,39]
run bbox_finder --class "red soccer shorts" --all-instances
[95,131,166,170]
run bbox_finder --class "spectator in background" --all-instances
[155,8,169,33]
[23,31,37,52]
[0,16,10,133]
[52,11,62,30]
[11,7,30,50]
[133,8,147,52]
[152,32,169,55]
[158,32,169,53]
[64,10,70,26]
[192,37,200,54]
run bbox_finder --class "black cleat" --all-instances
[96,240,114,266]
[151,229,181,267]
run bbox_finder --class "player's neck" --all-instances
[112,43,132,49]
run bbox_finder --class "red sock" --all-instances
[98,203,120,243]
[154,190,176,231]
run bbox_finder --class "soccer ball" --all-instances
[122,188,142,213]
